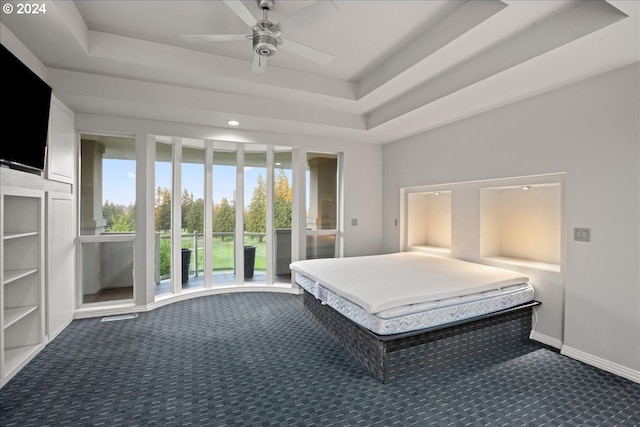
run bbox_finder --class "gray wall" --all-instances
[382,63,640,379]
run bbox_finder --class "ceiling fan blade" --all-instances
[279,38,334,66]
[222,0,257,29]
[251,53,267,73]
[274,0,339,32]
[181,34,248,43]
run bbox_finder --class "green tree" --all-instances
[155,187,171,231]
[159,238,171,276]
[185,198,204,233]
[181,189,194,230]
[213,197,235,241]
[103,201,136,232]
[109,210,136,232]
[103,200,125,230]
[245,174,266,241]
[274,169,292,229]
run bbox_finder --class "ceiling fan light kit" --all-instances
[181,0,338,73]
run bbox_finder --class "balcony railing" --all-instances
[80,230,336,290]
[154,231,269,283]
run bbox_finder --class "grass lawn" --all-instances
[180,235,267,273]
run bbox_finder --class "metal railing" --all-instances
[154,231,268,283]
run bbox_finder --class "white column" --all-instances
[265,146,274,285]
[171,137,182,293]
[235,145,245,284]
[291,147,306,263]
[336,152,344,258]
[203,140,214,288]
[134,134,156,306]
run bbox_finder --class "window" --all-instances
[155,140,173,296]
[306,152,339,259]
[181,145,205,290]
[79,134,136,304]
[212,147,237,284]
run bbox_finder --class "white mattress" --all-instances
[290,252,534,335]
[289,252,530,314]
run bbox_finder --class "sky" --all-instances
[103,159,293,208]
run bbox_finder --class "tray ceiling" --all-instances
[1,0,638,144]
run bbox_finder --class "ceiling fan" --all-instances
[181,0,339,73]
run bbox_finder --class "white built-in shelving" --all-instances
[480,183,562,272]
[406,190,452,254]
[1,187,45,388]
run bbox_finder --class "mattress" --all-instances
[290,252,534,335]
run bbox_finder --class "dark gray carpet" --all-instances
[1,292,639,426]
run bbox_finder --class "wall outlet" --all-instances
[574,227,591,242]
[351,218,358,226]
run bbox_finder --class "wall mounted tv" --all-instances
[0,43,52,173]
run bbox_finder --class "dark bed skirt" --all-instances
[303,290,540,384]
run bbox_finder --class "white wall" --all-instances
[382,63,640,381]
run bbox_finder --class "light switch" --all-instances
[351,218,358,226]
[574,227,591,242]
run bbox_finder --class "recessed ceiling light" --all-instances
[522,185,531,190]
[227,120,239,126]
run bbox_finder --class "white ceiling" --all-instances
[1,0,638,145]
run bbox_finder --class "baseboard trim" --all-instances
[529,330,562,349]
[561,345,640,384]
[48,318,75,342]
[74,285,301,319]
[146,285,300,312]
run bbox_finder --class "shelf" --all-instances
[2,175,45,388]
[3,268,38,285]
[3,231,38,240]
[409,245,451,255]
[3,306,38,329]
[480,184,561,267]
[406,191,452,250]
[3,344,40,378]
[484,256,561,273]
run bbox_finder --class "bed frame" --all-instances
[303,290,540,384]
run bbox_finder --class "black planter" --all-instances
[181,248,192,284]
[244,246,256,278]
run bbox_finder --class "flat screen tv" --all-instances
[0,43,52,173]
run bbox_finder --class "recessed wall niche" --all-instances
[406,191,451,252]
[480,183,561,271]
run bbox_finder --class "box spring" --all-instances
[303,290,540,384]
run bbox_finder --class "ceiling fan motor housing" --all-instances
[253,21,278,57]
